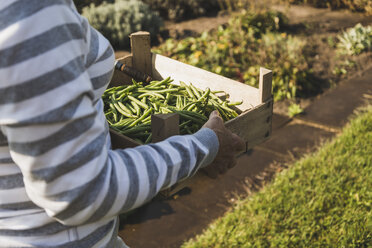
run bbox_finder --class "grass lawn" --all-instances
[182,105,372,248]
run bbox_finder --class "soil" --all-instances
[268,5,372,114]
[114,4,372,115]
[113,13,231,59]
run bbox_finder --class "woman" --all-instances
[0,0,244,247]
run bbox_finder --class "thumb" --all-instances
[232,133,245,152]
[209,110,220,119]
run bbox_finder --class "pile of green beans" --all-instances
[102,77,242,144]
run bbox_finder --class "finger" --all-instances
[218,163,228,174]
[217,157,231,174]
[203,111,223,129]
[231,133,246,152]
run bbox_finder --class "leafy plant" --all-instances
[337,23,372,56]
[141,0,221,21]
[284,0,372,14]
[332,59,356,76]
[288,103,304,117]
[73,0,113,13]
[154,10,317,101]
[82,0,163,49]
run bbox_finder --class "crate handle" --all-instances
[115,60,152,84]
[130,31,152,78]
[259,67,273,103]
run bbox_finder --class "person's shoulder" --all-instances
[0,0,81,31]
[0,0,75,12]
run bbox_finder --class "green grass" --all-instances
[182,105,372,248]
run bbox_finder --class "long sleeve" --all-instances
[0,0,218,233]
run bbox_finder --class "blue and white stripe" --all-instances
[0,0,219,247]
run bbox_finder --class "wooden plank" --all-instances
[226,99,273,150]
[131,32,152,77]
[151,113,180,142]
[117,54,133,65]
[152,53,260,108]
[110,129,140,149]
[110,55,133,87]
[246,133,271,150]
[259,67,273,103]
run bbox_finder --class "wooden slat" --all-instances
[131,32,152,77]
[110,129,140,149]
[151,113,180,142]
[259,67,273,103]
[226,99,273,150]
[152,53,260,108]
[117,54,133,65]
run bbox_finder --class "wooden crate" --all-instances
[109,31,273,196]
[110,31,273,150]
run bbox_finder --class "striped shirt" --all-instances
[0,1,219,247]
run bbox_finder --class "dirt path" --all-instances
[275,4,372,29]
[163,13,230,39]
[114,13,231,59]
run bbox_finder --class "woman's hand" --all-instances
[202,111,245,178]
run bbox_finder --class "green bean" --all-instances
[145,133,152,144]
[169,109,206,125]
[128,95,149,109]
[186,103,197,111]
[128,108,153,127]
[138,92,165,100]
[115,85,137,96]
[111,118,135,128]
[124,103,136,115]
[160,107,173,114]
[227,101,243,106]
[180,81,196,100]
[109,103,118,122]
[118,102,133,116]
[121,124,151,135]
[190,83,201,98]
[180,110,208,121]
[150,77,172,87]
[130,101,141,116]
[103,76,242,143]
